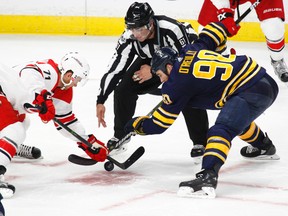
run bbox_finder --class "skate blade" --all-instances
[109,144,128,156]
[0,188,15,199]
[13,155,44,162]
[177,186,216,199]
[243,154,280,161]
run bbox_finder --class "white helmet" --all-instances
[59,52,90,87]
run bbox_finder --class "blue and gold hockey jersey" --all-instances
[140,22,267,135]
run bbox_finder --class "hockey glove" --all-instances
[77,134,108,162]
[217,8,240,37]
[33,90,55,123]
[125,116,150,135]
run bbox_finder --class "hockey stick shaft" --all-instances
[235,0,262,24]
[111,100,163,150]
[53,117,98,149]
[147,100,163,116]
[53,117,124,167]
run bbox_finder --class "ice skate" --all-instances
[0,177,15,199]
[271,58,288,82]
[240,134,280,160]
[107,136,131,156]
[15,144,42,160]
[0,167,15,199]
[177,169,218,199]
[190,144,205,164]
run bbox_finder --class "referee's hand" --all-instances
[133,64,153,83]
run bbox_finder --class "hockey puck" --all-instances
[104,161,114,171]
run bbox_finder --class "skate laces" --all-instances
[16,144,34,158]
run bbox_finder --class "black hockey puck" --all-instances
[104,161,114,171]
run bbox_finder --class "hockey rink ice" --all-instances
[0,34,288,215]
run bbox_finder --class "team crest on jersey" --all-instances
[162,94,172,105]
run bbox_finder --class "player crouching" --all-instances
[125,16,279,198]
[0,52,108,198]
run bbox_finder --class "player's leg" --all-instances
[261,17,288,82]
[0,95,27,198]
[256,0,288,82]
[238,75,279,159]
[239,122,279,159]
[178,94,248,198]
[10,113,42,160]
[108,58,161,151]
[178,75,278,197]
[181,107,208,161]
[109,62,140,150]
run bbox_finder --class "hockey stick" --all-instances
[68,147,145,169]
[53,117,145,170]
[235,0,262,24]
[23,102,145,169]
[108,100,163,152]
[68,100,163,168]
[69,100,163,167]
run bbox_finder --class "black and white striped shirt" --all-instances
[97,15,198,104]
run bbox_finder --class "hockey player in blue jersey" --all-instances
[125,18,279,198]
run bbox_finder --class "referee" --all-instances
[96,2,209,159]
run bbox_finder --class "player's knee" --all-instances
[261,17,284,40]
[208,124,233,142]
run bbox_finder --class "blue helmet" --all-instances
[151,47,178,75]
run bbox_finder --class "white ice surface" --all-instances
[0,35,288,215]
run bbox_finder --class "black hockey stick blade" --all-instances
[107,146,145,170]
[68,154,98,166]
[68,146,145,169]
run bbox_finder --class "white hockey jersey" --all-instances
[0,60,87,142]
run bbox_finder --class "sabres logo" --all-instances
[162,94,172,105]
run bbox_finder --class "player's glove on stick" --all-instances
[125,116,149,135]
[33,89,55,123]
[77,134,108,162]
[217,8,240,37]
